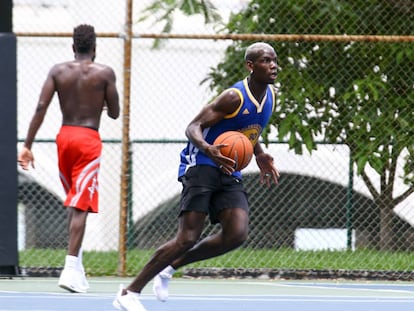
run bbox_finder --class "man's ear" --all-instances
[246,60,254,73]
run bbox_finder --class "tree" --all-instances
[138,0,222,47]
[140,0,414,250]
[204,0,414,250]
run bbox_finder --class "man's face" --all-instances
[249,49,278,84]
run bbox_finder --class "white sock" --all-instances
[77,247,84,272]
[126,290,141,298]
[153,265,175,302]
[78,247,83,262]
[64,255,78,270]
[160,265,176,278]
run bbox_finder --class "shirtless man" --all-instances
[18,24,119,293]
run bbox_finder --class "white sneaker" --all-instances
[78,262,89,290]
[152,270,172,302]
[80,270,89,291]
[112,285,123,310]
[113,285,147,311]
[58,268,87,293]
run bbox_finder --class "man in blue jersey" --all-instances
[113,42,279,311]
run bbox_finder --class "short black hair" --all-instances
[245,42,275,62]
[73,24,96,53]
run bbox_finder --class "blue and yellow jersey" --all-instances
[178,77,276,179]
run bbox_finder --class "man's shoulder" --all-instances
[229,79,245,89]
[48,61,72,75]
[90,63,116,78]
[52,61,113,71]
[92,62,114,71]
[51,61,72,69]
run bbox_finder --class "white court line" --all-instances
[163,279,414,295]
[0,292,116,304]
[274,283,414,294]
[153,294,414,303]
[2,292,414,304]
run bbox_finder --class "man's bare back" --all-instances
[51,59,119,130]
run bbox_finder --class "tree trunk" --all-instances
[377,195,395,250]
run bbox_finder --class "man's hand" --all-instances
[256,152,279,187]
[205,143,236,175]
[18,147,35,170]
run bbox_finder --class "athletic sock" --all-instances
[160,265,176,278]
[153,265,176,301]
[77,247,84,272]
[127,290,141,298]
[64,255,78,270]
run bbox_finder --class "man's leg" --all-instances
[126,211,206,293]
[113,211,206,310]
[152,208,249,301]
[172,207,248,269]
[67,207,88,256]
[58,207,89,293]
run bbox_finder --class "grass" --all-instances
[19,248,414,277]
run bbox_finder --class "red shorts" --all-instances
[56,126,102,213]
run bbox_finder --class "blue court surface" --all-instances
[1,277,414,310]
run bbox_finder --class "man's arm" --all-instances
[18,67,56,170]
[104,67,120,119]
[185,89,241,174]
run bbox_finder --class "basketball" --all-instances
[213,131,254,171]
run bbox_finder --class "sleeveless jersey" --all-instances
[178,77,276,179]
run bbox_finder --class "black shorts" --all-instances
[179,165,249,224]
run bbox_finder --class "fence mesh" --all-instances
[14,0,414,279]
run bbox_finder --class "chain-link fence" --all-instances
[15,0,414,280]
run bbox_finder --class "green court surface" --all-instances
[1,277,414,310]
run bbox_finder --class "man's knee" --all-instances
[175,234,199,251]
[228,229,248,248]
